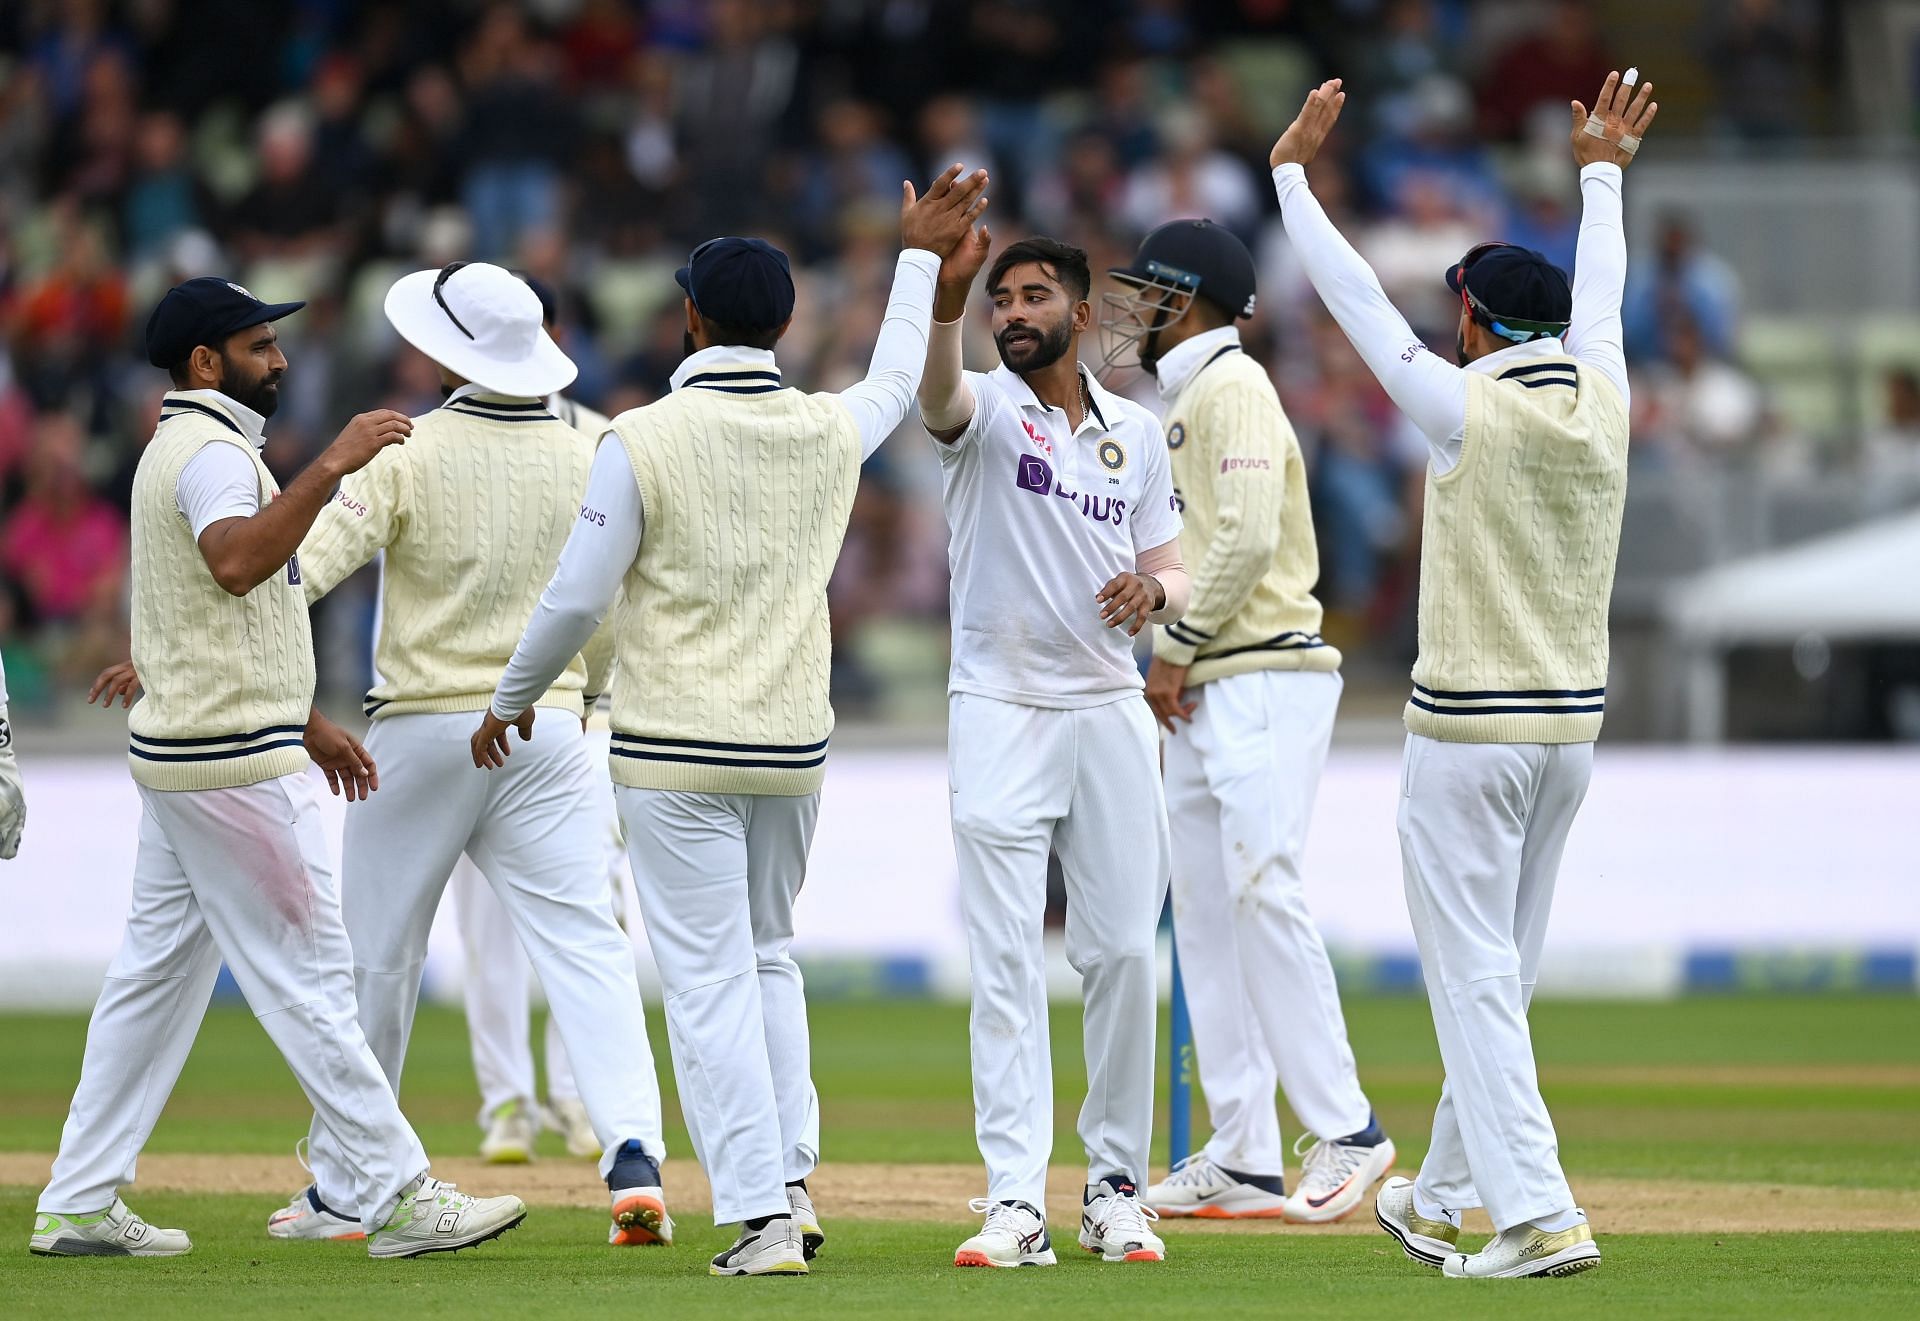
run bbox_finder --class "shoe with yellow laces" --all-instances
[366,1174,526,1259]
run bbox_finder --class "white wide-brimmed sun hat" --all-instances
[384,261,577,398]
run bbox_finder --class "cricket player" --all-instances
[32,278,524,1259]
[1097,220,1396,1224]
[447,272,620,1166]
[269,261,672,1250]
[0,653,22,861]
[918,230,1190,1268]
[1268,73,1655,1278]
[476,166,988,1276]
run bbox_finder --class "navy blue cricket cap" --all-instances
[1444,243,1571,341]
[675,237,795,330]
[145,277,306,369]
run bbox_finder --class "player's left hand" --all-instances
[1270,78,1346,170]
[1098,572,1164,637]
[88,660,142,709]
[1145,658,1197,733]
[472,707,536,769]
[305,709,378,802]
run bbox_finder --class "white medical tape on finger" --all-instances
[1619,133,1641,155]
[1583,115,1608,139]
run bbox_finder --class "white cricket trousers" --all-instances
[41,773,428,1233]
[1398,733,1591,1232]
[950,693,1171,1208]
[615,787,821,1225]
[452,858,576,1118]
[453,809,626,1117]
[305,712,664,1210]
[1163,670,1373,1175]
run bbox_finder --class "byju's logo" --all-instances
[1016,454,1054,494]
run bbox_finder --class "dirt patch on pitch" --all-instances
[3,1153,1917,1234]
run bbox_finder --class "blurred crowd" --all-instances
[0,0,1864,712]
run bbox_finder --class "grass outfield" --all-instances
[2,994,1916,1318]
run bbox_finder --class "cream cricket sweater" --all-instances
[127,393,314,789]
[298,392,603,718]
[1406,355,1629,743]
[606,370,863,795]
[1153,347,1340,684]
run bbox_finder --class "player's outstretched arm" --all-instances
[1565,70,1658,405]
[197,410,411,596]
[477,434,640,768]
[845,165,989,458]
[1269,80,1466,448]
[920,203,992,444]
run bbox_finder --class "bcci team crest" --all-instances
[1098,439,1127,472]
[1167,422,1185,450]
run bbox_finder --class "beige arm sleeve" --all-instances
[1138,538,1190,624]
[918,315,976,433]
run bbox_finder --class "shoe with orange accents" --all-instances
[1281,1117,1397,1224]
[605,1139,672,1246]
[954,1198,1055,1267]
[1078,1176,1165,1263]
[1144,1152,1289,1219]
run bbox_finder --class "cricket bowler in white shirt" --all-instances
[1268,72,1656,1278]
[1099,219,1396,1225]
[918,231,1191,1268]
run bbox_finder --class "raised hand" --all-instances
[901,164,990,260]
[1572,70,1658,170]
[323,409,412,479]
[1271,78,1347,170]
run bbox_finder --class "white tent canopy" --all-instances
[1662,510,1920,738]
[1666,509,1920,644]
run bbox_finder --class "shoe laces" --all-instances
[1160,1151,1223,1189]
[969,1198,1037,1235]
[409,1176,474,1211]
[1098,1191,1159,1236]
[294,1136,313,1175]
[1294,1132,1366,1194]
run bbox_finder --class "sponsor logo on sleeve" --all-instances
[1219,457,1272,473]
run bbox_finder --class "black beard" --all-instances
[1138,327,1163,377]
[223,359,282,418]
[994,318,1072,374]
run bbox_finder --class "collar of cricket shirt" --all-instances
[1153,324,1242,401]
[165,389,269,451]
[669,345,784,395]
[988,360,1113,435]
[1465,333,1567,379]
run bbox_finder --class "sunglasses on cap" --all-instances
[434,261,474,340]
[1453,242,1570,343]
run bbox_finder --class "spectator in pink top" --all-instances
[0,412,126,625]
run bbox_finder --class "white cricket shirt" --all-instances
[935,361,1182,708]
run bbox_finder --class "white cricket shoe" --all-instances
[1144,1152,1288,1219]
[479,1100,538,1164]
[787,1183,825,1260]
[1443,1216,1601,1279]
[1079,1178,1165,1263]
[365,1175,525,1259]
[709,1216,808,1276]
[1374,1176,1460,1268]
[30,1199,191,1257]
[1283,1129,1397,1223]
[954,1198,1056,1268]
[546,1096,600,1160]
[267,1186,364,1241]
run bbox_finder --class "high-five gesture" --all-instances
[1270,78,1347,170]
[1572,70,1657,170]
[902,164,990,260]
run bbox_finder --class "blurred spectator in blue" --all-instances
[1026,128,1125,243]
[1703,0,1818,140]
[1475,0,1611,141]
[1354,0,1458,136]
[309,54,375,199]
[122,111,210,261]
[1093,55,1162,171]
[1623,214,1742,361]
[965,1,1073,201]
[796,99,913,260]
[1358,74,1502,218]
[27,0,131,120]
[1360,170,1487,338]
[671,0,800,235]
[1502,161,1580,277]
[917,95,1002,210]
[456,5,576,260]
